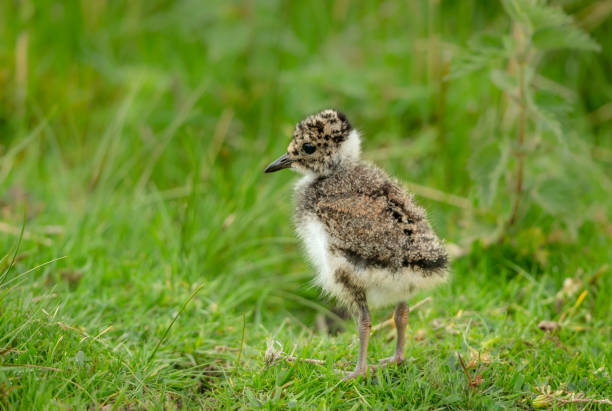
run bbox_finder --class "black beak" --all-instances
[264,153,293,173]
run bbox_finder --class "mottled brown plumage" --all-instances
[297,163,447,274]
[265,109,448,380]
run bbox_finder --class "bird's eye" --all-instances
[302,143,316,154]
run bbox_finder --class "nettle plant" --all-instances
[450,0,603,240]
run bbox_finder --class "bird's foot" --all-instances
[377,353,406,368]
[341,366,369,381]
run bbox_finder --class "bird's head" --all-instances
[264,109,361,177]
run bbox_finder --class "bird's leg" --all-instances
[343,303,371,380]
[379,301,408,366]
[392,301,409,362]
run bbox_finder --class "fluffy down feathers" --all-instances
[296,163,447,274]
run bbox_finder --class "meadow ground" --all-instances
[1,1,611,409]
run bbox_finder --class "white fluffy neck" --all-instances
[337,129,361,164]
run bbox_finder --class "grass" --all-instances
[1,0,611,409]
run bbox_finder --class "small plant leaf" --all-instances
[532,177,580,215]
[501,0,532,29]
[469,138,510,207]
[532,26,601,52]
[490,69,517,92]
[502,0,572,32]
[527,99,563,140]
[448,34,512,79]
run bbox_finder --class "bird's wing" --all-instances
[315,180,447,271]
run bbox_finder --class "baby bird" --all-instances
[265,109,448,380]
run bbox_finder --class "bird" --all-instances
[264,109,448,380]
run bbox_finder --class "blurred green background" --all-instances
[1,0,611,408]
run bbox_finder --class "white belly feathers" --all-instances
[295,212,444,309]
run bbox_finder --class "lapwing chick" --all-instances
[265,109,448,380]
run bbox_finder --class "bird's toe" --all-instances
[341,367,369,381]
[377,353,407,367]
